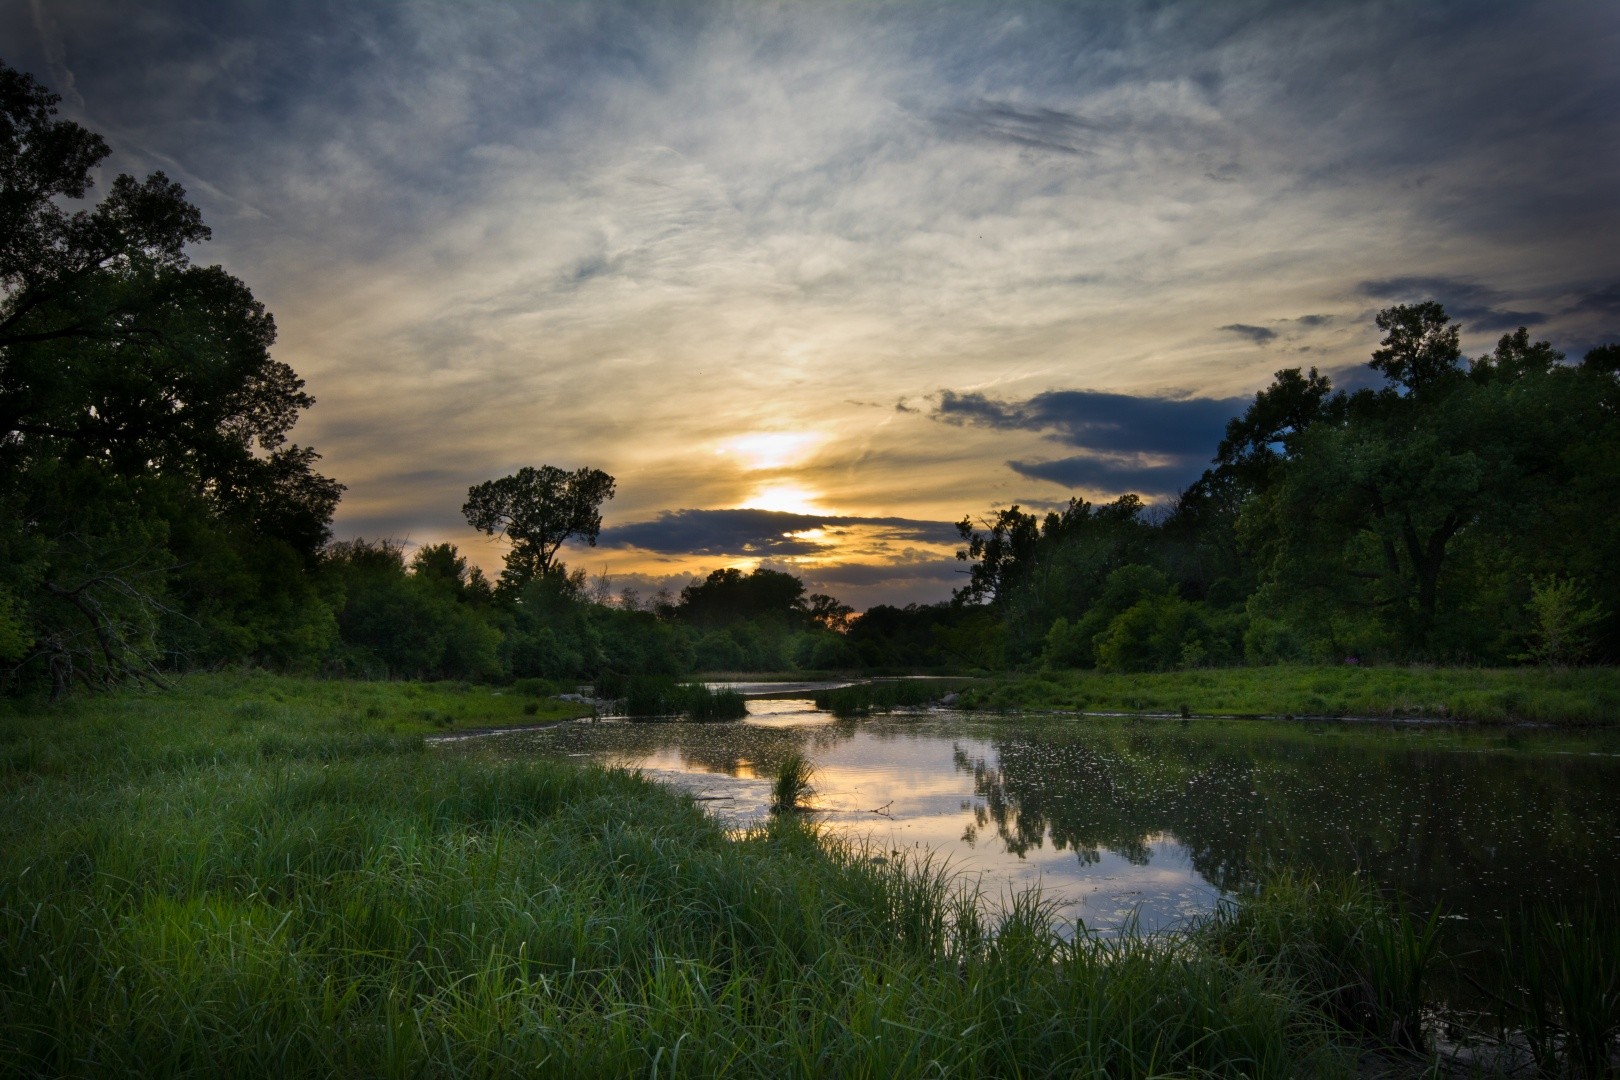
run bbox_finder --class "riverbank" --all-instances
[955,664,1620,725]
[0,673,1606,1076]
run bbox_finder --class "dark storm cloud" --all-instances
[603,509,958,556]
[1220,323,1277,345]
[934,389,1246,459]
[1357,277,1548,333]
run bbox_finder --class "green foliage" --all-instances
[1093,594,1210,673]
[462,465,615,594]
[956,664,1620,724]
[0,62,340,695]
[1520,575,1607,666]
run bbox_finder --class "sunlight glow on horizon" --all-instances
[743,483,833,516]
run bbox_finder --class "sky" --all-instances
[6,0,1617,609]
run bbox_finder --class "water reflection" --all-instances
[477,704,1620,950]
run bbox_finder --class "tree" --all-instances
[1369,301,1463,396]
[0,61,341,694]
[462,465,616,593]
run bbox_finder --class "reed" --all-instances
[770,752,816,813]
[612,675,749,721]
[1500,903,1620,1075]
[812,680,945,718]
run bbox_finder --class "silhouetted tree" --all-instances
[462,465,615,593]
[0,61,340,694]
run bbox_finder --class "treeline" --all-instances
[319,549,856,683]
[889,305,1620,672]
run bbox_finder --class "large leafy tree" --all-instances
[462,465,616,594]
[0,61,341,694]
[1242,305,1616,659]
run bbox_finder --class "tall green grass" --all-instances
[813,680,948,718]
[4,673,1603,1076]
[1499,904,1620,1075]
[770,752,816,813]
[606,675,749,721]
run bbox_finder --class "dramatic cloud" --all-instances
[934,390,1246,459]
[604,509,959,557]
[5,0,1613,606]
[933,387,1248,498]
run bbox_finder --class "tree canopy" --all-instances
[462,465,616,593]
[0,60,340,695]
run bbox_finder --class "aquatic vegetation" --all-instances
[771,751,816,813]
[1500,903,1620,1075]
[813,679,950,717]
[609,675,749,721]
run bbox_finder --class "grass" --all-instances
[770,752,816,813]
[0,673,1610,1076]
[606,675,750,721]
[957,664,1620,725]
[812,679,956,718]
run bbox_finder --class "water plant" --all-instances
[1500,903,1620,1075]
[612,675,748,721]
[813,680,948,718]
[771,751,816,813]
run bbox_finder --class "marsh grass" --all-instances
[813,679,948,718]
[770,751,816,813]
[1500,904,1620,1075]
[1199,874,1445,1053]
[2,673,1572,1077]
[960,665,1620,725]
[612,675,749,721]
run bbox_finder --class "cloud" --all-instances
[1006,456,1198,492]
[934,389,1246,459]
[1569,283,1620,318]
[1220,323,1277,345]
[603,508,959,556]
[934,387,1248,498]
[1357,276,1548,333]
[934,99,1113,156]
[8,0,1614,609]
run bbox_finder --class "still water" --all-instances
[478,695,1620,941]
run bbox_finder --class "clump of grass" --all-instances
[1500,902,1620,1075]
[1199,871,1442,1052]
[613,675,748,721]
[770,752,816,813]
[813,680,945,718]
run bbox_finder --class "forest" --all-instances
[3,58,1616,700]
